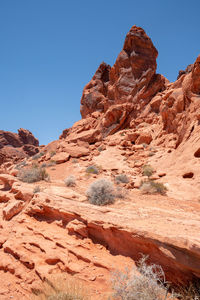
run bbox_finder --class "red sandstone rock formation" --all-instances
[0,25,200,299]
[0,128,39,165]
[80,26,166,118]
[61,26,169,143]
[61,26,200,157]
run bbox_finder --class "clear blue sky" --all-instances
[0,0,199,145]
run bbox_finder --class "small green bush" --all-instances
[18,167,49,183]
[64,175,76,187]
[151,181,167,195]
[140,180,167,195]
[86,178,115,206]
[142,165,154,177]
[85,165,99,174]
[115,174,129,184]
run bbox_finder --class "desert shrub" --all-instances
[115,174,129,184]
[142,165,154,177]
[86,178,115,206]
[177,280,200,299]
[140,181,155,194]
[111,256,174,300]
[140,180,167,195]
[32,152,44,160]
[32,162,40,168]
[115,186,126,199]
[64,175,76,187]
[85,165,99,174]
[18,167,49,183]
[31,274,89,300]
[15,160,27,170]
[151,181,167,195]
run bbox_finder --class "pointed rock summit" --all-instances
[62,25,168,143]
[80,25,166,119]
[61,25,200,148]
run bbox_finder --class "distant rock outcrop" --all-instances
[0,128,39,165]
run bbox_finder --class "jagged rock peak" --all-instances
[80,25,165,119]
[123,25,158,70]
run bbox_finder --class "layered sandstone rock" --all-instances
[0,170,199,299]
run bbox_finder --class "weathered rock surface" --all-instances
[53,152,70,164]
[0,128,39,166]
[59,26,167,145]
[3,200,25,220]
[18,128,39,147]
[0,169,199,299]
[80,26,165,120]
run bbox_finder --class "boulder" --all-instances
[53,152,70,164]
[135,133,152,145]
[62,144,90,158]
